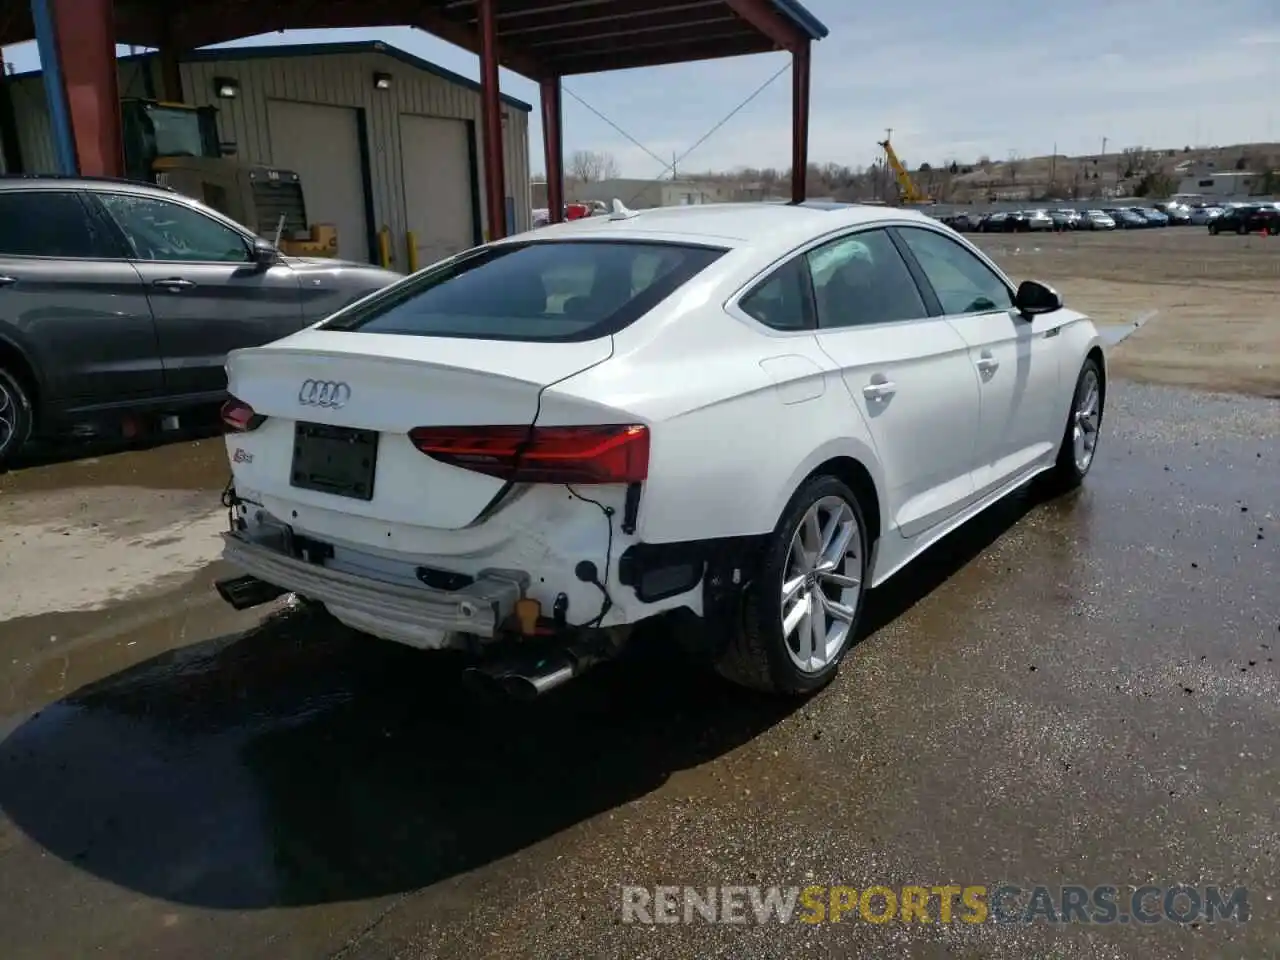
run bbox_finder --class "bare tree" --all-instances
[568,150,621,183]
[1006,151,1021,184]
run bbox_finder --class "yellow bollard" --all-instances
[377,227,392,269]
[406,231,419,273]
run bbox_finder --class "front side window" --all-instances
[805,229,928,329]
[324,240,726,342]
[97,194,250,263]
[895,227,1014,316]
[0,191,114,259]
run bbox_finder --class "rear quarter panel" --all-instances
[548,287,888,546]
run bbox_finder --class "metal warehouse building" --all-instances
[0,40,532,267]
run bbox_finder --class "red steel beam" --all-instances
[549,33,767,75]
[722,0,804,52]
[539,76,564,223]
[790,40,809,202]
[478,0,508,241]
[50,0,124,177]
[158,3,546,78]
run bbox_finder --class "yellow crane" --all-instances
[878,129,929,205]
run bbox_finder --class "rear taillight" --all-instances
[408,424,649,484]
[221,396,266,433]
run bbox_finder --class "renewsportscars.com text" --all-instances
[621,884,1251,925]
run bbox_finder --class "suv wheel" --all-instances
[714,475,869,695]
[0,366,34,468]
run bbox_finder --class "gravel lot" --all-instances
[0,227,1276,959]
[971,228,1280,398]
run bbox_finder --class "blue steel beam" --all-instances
[29,0,76,173]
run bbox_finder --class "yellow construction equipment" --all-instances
[120,98,338,257]
[878,129,930,205]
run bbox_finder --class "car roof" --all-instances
[510,201,945,250]
[0,174,177,196]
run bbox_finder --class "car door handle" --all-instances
[0,275,17,288]
[975,355,1000,374]
[151,278,196,292]
[862,380,897,401]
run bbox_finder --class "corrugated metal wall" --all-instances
[7,49,532,245]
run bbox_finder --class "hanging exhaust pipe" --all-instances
[215,574,289,611]
[462,640,616,701]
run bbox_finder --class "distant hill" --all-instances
[685,142,1280,204]
[934,142,1280,202]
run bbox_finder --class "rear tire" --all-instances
[714,475,869,696]
[0,366,34,469]
[1045,358,1104,492]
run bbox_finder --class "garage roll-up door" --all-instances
[267,100,370,262]
[400,114,477,270]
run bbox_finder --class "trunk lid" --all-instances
[225,329,615,530]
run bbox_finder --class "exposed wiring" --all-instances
[566,484,615,629]
[220,475,236,530]
[476,336,617,520]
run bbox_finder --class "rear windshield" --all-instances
[322,240,726,342]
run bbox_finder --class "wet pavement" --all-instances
[0,381,1276,959]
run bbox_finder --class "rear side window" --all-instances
[739,258,813,331]
[325,240,726,342]
[0,190,115,258]
[807,230,928,329]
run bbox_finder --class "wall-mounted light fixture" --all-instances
[373,72,393,90]
[213,76,239,99]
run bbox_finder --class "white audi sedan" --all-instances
[216,201,1107,699]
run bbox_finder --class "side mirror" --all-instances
[250,238,278,266]
[1014,279,1063,317]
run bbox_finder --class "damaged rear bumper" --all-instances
[220,533,528,647]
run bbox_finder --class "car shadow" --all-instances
[6,419,222,472]
[0,479,1063,911]
[857,477,1057,639]
[0,606,798,910]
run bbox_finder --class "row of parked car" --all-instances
[939,200,1280,235]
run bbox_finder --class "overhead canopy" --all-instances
[2,0,829,78]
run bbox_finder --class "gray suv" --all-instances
[0,176,401,466]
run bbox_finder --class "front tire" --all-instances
[0,366,34,469]
[714,475,869,695]
[1046,358,1104,491]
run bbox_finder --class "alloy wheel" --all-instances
[0,378,16,456]
[1073,368,1102,473]
[779,495,862,674]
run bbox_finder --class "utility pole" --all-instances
[1050,141,1057,189]
[1101,136,1107,159]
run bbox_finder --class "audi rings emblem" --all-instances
[298,380,351,409]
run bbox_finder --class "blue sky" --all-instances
[3,0,1277,176]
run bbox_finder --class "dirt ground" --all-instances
[971,228,1280,398]
[0,224,1277,959]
